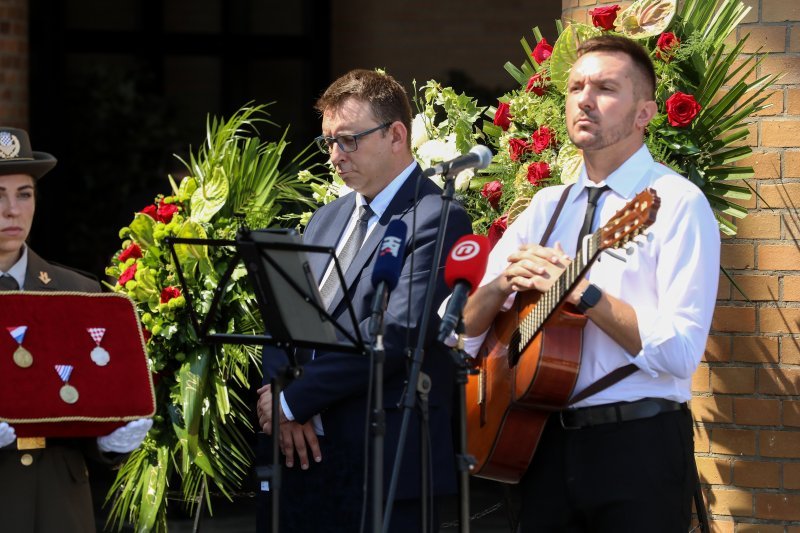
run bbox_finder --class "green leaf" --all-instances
[174,220,209,278]
[549,23,602,93]
[190,165,229,222]
[129,213,156,249]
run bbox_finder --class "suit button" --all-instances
[20,453,33,466]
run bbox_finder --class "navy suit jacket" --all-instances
[263,165,471,500]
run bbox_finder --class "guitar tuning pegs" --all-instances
[626,245,635,256]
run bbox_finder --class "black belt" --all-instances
[559,398,685,430]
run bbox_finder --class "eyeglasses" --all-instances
[315,122,392,155]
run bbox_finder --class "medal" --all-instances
[87,327,110,366]
[7,326,33,368]
[55,364,79,404]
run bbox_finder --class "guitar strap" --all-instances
[537,183,638,406]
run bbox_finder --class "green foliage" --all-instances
[104,105,326,531]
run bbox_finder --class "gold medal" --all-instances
[13,346,33,368]
[59,384,79,404]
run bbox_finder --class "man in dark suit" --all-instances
[0,127,152,532]
[256,70,471,532]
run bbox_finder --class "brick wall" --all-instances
[562,1,800,531]
[0,0,28,129]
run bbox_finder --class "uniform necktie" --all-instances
[576,185,610,252]
[319,204,373,308]
[0,275,20,290]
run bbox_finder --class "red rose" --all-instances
[531,38,553,65]
[656,32,680,61]
[156,202,179,223]
[118,263,137,286]
[160,286,182,304]
[508,138,531,162]
[487,214,508,249]
[589,5,620,30]
[665,92,702,127]
[140,204,157,219]
[525,73,549,96]
[481,180,503,210]
[118,242,142,262]
[493,102,512,131]
[531,126,556,154]
[526,162,551,186]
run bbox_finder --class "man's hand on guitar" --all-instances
[502,243,571,294]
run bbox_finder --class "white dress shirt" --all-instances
[280,161,418,432]
[463,145,720,407]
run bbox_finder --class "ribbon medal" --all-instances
[7,326,33,368]
[87,327,110,366]
[55,364,79,404]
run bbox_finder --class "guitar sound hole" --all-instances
[508,330,521,367]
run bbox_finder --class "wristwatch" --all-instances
[577,283,602,314]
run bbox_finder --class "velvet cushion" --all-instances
[0,292,155,437]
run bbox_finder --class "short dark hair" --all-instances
[315,69,413,148]
[576,35,656,100]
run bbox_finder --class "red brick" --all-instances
[693,364,711,393]
[759,368,800,395]
[784,213,800,241]
[740,0,758,23]
[759,184,800,209]
[741,26,787,53]
[760,308,800,334]
[759,245,800,270]
[785,152,800,178]
[786,276,800,302]
[695,426,711,453]
[782,338,800,364]
[734,398,781,426]
[731,275,779,301]
[784,400,800,427]
[709,519,734,533]
[706,335,732,362]
[734,214,782,239]
[733,459,781,488]
[711,366,756,394]
[789,89,800,113]
[785,462,800,489]
[736,524,787,533]
[697,456,732,485]
[755,493,800,521]
[712,306,757,333]
[711,428,757,456]
[718,273,732,301]
[760,429,800,458]
[759,57,800,85]
[792,26,800,53]
[762,1,800,22]
[691,395,733,423]
[737,151,781,181]
[707,487,753,517]
[732,335,779,364]
[762,119,800,147]
[721,244,754,269]
[751,88,784,116]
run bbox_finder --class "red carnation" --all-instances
[481,180,503,210]
[156,202,179,223]
[160,286,182,304]
[118,263,137,286]
[525,73,549,96]
[140,204,158,219]
[531,38,553,65]
[656,32,680,61]
[589,5,620,30]
[487,214,508,249]
[508,138,531,162]
[493,102,512,131]
[665,92,702,127]
[118,242,142,262]
[531,126,556,154]
[526,162,551,186]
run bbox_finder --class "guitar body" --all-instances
[465,291,587,483]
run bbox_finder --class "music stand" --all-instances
[164,228,367,532]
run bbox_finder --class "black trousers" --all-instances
[518,406,695,532]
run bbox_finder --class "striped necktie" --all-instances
[319,204,374,308]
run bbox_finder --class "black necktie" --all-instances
[0,274,20,290]
[576,185,610,252]
[319,204,374,308]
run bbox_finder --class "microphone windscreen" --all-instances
[371,219,408,291]
[469,145,494,170]
[444,234,490,294]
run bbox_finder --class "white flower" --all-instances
[416,136,474,191]
[411,113,430,151]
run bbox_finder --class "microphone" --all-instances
[422,145,493,178]
[369,220,408,337]
[437,234,490,343]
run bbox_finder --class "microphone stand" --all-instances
[450,320,477,533]
[369,301,388,533]
[383,172,456,533]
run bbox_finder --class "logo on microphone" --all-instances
[379,236,403,257]
[450,239,481,261]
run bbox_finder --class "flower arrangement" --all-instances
[405,0,775,245]
[104,105,323,531]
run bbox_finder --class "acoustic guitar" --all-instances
[466,188,660,483]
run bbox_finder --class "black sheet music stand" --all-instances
[164,228,367,532]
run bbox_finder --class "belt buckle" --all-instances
[17,437,46,450]
[559,410,581,430]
